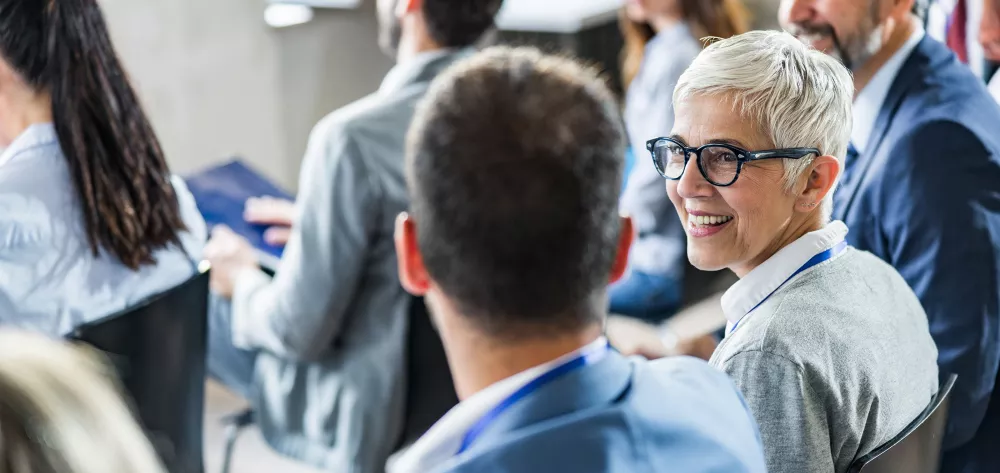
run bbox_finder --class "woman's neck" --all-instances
[648,14,683,34]
[732,216,825,278]
[0,88,52,148]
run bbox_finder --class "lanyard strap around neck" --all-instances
[730,241,849,334]
[456,341,611,455]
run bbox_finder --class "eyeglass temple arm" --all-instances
[746,148,821,161]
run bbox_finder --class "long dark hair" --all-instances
[620,0,750,89]
[0,0,186,270]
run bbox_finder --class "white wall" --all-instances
[101,0,392,190]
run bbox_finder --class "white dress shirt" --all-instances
[620,23,701,277]
[721,221,849,333]
[0,123,206,335]
[851,25,925,153]
[990,70,1000,103]
[387,336,609,473]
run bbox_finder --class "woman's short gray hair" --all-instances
[674,30,854,220]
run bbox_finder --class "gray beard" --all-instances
[839,24,885,72]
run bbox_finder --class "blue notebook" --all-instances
[185,159,293,267]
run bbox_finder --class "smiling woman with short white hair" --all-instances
[651,30,939,473]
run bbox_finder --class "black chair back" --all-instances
[395,296,459,450]
[70,268,210,473]
[848,374,958,473]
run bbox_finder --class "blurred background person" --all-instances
[662,30,938,473]
[983,0,1000,99]
[202,0,503,470]
[391,46,767,473]
[614,0,749,322]
[0,330,166,473]
[780,0,1000,471]
[0,0,206,336]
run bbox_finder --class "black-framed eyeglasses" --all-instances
[646,137,820,187]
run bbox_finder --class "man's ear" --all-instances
[795,155,840,213]
[610,216,635,283]
[394,212,431,295]
[396,0,421,17]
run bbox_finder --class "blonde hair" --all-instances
[0,331,166,473]
[674,30,854,221]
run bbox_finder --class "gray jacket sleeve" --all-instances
[721,350,834,473]
[230,118,377,362]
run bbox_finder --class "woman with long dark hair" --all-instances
[611,0,748,320]
[0,0,205,335]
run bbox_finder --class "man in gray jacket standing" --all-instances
[203,0,503,471]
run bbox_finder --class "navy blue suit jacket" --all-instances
[833,37,1000,472]
[432,354,767,473]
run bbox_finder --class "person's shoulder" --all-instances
[635,356,756,424]
[313,81,426,134]
[888,56,1000,165]
[0,188,58,254]
[0,147,71,250]
[630,357,767,472]
[438,358,766,473]
[725,255,875,354]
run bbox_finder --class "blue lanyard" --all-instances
[730,241,849,334]
[456,341,611,455]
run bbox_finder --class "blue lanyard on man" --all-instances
[730,241,849,334]
[456,340,611,455]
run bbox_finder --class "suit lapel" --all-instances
[464,350,634,453]
[835,38,932,220]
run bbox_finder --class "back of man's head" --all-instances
[423,0,503,47]
[378,0,503,55]
[406,47,626,338]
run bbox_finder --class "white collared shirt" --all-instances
[721,221,849,333]
[989,71,1000,104]
[387,336,609,473]
[0,123,206,335]
[851,26,925,153]
[380,49,456,95]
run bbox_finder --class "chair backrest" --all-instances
[395,296,459,450]
[69,269,210,473]
[848,374,958,473]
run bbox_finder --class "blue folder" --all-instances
[185,159,293,265]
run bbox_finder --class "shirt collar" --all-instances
[721,221,849,327]
[0,123,58,169]
[851,25,925,153]
[387,336,609,473]
[379,48,457,95]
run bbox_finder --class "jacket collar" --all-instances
[835,36,954,219]
[379,48,473,95]
[460,349,634,456]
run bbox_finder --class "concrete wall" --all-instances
[101,0,392,190]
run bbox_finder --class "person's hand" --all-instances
[244,196,296,246]
[981,0,1000,61]
[606,315,672,359]
[606,315,720,361]
[674,334,719,361]
[204,226,259,298]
